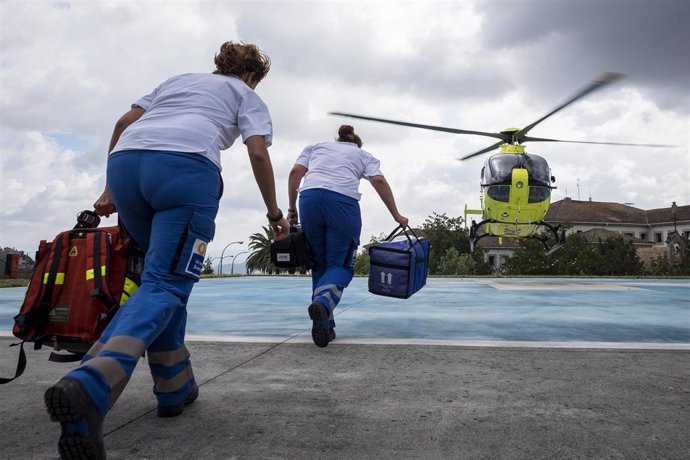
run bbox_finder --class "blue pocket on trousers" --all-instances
[172,211,216,280]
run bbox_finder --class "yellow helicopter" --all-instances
[331,72,673,251]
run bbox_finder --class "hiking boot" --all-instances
[45,377,105,460]
[308,301,331,348]
[157,384,199,418]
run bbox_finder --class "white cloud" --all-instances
[1,0,688,260]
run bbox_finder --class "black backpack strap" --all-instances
[48,351,85,363]
[40,233,67,305]
[86,230,118,313]
[32,232,70,336]
[0,342,27,384]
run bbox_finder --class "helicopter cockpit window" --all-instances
[487,185,511,202]
[528,186,551,203]
[483,155,520,184]
[523,154,551,185]
[482,154,551,186]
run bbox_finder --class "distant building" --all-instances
[474,236,519,270]
[0,248,35,279]
[477,199,690,271]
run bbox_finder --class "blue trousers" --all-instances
[299,189,361,327]
[66,150,220,416]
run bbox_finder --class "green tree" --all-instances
[354,249,370,275]
[438,247,462,275]
[470,247,493,275]
[501,238,551,275]
[503,234,645,276]
[595,237,642,276]
[551,234,603,275]
[421,213,469,274]
[675,245,690,276]
[645,253,673,276]
[201,257,214,275]
[246,225,282,274]
[354,234,385,276]
[437,247,477,275]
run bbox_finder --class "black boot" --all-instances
[157,384,199,418]
[45,377,106,460]
[308,301,331,347]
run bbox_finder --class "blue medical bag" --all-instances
[368,225,430,299]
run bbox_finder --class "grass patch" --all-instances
[0,279,29,288]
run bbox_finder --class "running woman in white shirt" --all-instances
[44,41,289,459]
[288,125,408,347]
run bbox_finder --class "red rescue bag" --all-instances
[1,211,143,384]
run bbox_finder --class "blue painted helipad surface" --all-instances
[2,277,687,345]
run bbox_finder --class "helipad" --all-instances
[1,277,688,347]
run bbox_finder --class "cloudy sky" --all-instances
[1,0,688,264]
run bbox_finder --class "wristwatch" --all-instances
[267,209,283,223]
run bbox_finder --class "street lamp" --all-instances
[215,256,233,275]
[230,251,248,275]
[219,241,243,274]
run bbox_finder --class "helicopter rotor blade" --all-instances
[521,135,678,148]
[329,112,505,140]
[514,72,624,140]
[458,141,506,161]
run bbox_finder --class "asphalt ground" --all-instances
[1,277,688,458]
[1,336,688,459]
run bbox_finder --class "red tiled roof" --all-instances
[645,204,690,224]
[574,228,653,246]
[545,200,690,225]
[476,236,521,249]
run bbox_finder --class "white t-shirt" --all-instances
[112,73,272,171]
[295,141,383,200]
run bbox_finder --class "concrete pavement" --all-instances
[1,336,688,459]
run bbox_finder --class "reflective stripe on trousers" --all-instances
[299,188,361,328]
[64,151,219,416]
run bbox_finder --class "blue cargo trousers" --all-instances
[66,150,220,416]
[299,188,361,327]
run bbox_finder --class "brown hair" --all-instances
[337,125,362,148]
[213,41,271,84]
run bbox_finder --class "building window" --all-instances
[654,232,663,243]
[623,232,634,237]
[684,231,690,240]
[639,232,647,241]
[488,255,496,267]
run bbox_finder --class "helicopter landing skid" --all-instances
[468,219,566,253]
[468,219,492,252]
[534,221,566,253]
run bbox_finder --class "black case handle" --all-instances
[383,225,422,247]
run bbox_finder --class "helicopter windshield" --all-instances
[482,153,551,186]
[486,184,550,203]
[528,186,551,203]
[487,185,511,202]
